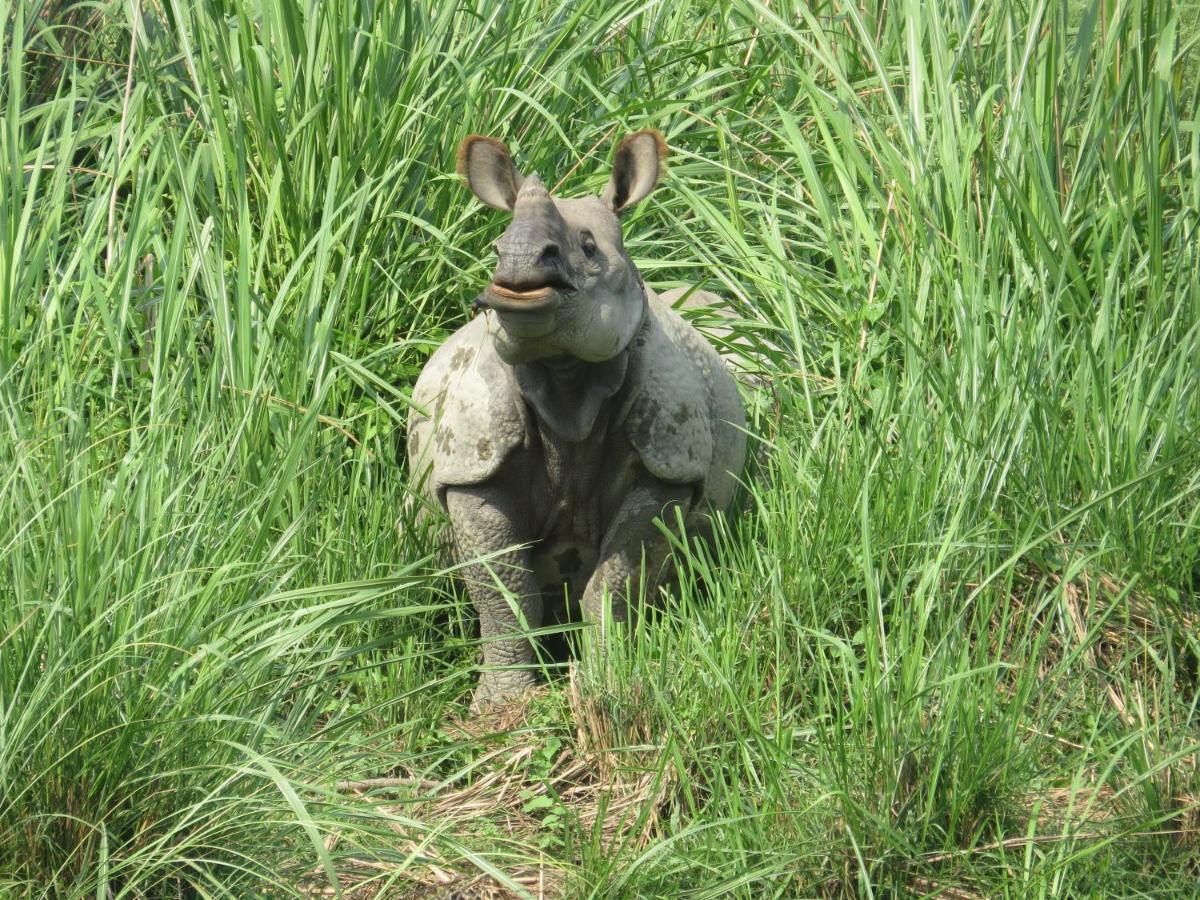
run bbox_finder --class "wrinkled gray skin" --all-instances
[408,131,746,712]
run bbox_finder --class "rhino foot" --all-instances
[469,668,538,716]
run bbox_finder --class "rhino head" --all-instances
[457,130,667,366]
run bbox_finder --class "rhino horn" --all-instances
[513,172,551,206]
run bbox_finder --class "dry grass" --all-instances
[309,675,676,897]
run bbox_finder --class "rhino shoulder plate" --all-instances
[407,316,527,502]
[620,295,723,491]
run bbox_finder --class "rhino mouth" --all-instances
[484,276,574,313]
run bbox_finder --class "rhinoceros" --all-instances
[407,130,746,711]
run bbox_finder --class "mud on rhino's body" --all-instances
[407,130,747,711]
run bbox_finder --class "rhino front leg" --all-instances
[445,482,543,713]
[581,475,694,633]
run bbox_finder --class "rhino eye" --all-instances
[580,232,597,257]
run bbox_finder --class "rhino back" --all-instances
[621,293,747,510]
[407,315,528,504]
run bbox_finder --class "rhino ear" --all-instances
[601,129,668,214]
[457,135,525,211]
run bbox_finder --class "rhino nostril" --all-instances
[539,244,561,265]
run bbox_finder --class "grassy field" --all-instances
[2,0,1198,896]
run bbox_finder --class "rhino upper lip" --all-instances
[482,277,573,313]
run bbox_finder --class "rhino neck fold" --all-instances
[509,283,648,441]
[515,350,632,442]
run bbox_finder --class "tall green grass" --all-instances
[2,0,1197,895]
